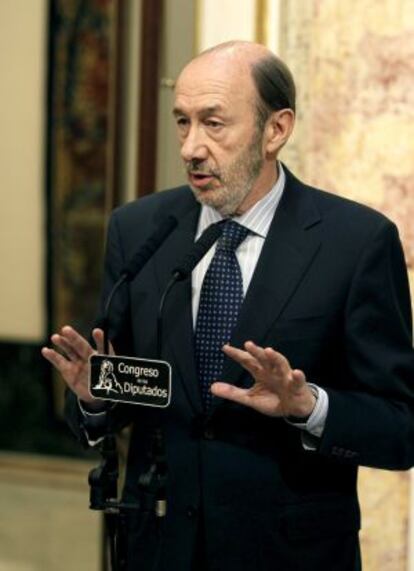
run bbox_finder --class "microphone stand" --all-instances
[88,220,223,570]
[89,435,129,571]
[89,281,168,571]
[88,429,166,571]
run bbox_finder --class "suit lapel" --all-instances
[216,172,322,405]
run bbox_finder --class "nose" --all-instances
[180,125,208,163]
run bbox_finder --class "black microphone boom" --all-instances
[157,221,224,357]
[121,215,178,281]
[102,215,178,353]
[172,221,223,280]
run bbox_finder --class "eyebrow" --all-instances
[172,105,225,118]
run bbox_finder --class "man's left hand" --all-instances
[211,341,316,419]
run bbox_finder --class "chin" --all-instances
[191,186,238,216]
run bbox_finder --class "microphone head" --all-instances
[122,215,178,281]
[172,221,224,280]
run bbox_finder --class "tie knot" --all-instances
[217,220,250,252]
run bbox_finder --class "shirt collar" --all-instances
[196,162,286,239]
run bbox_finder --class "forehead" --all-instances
[174,54,257,114]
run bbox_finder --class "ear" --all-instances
[263,109,295,157]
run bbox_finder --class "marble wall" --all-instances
[278,1,414,569]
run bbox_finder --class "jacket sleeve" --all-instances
[318,220,414,469]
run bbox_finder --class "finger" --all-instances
[210,381,252,407]
[263,347,292,375]
[60,325,94,360]
[222,344,262,375]
[51,334,79,361]
[244,341,271,369]
[92,328,115,355]
[42,346,93,403]
[92,328,105,353]
[245,342,291,375]
[41,346,72,376]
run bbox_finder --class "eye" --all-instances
[175,117,189,127]
[205,120,223,129]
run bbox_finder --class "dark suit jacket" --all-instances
[66,168,414,571]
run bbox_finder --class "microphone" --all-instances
[102,215,178,353]
[121,215,178,281]
[90,215,178,409]
[172,221,224,280]
[157,221,224,356]
[88,215,178,542]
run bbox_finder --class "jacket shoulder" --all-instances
[112,185,195,223]
[285,167,396,236]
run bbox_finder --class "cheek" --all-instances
[210,141,240,165]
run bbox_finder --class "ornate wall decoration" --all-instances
[48,0,123,418]
[49,0,121,335]
[278,1,414,568]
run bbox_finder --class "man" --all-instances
[42,41,414,570]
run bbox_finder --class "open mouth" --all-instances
[189,172,215,188]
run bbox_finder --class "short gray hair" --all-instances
[251,54,296,130]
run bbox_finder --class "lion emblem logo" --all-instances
[93,360,123,395]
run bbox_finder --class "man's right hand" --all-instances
[41,326,111,410]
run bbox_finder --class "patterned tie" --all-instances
[195,220,250,410]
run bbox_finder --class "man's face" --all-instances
[173,54,266,216]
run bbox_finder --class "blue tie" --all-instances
[195,220,250,410]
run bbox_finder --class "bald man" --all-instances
[43,42,414,571]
